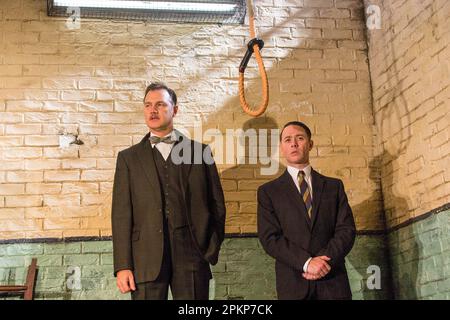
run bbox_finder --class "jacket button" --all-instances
[158,229,162,233]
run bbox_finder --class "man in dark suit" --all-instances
[111,82,226,300]
[257,121,356,300]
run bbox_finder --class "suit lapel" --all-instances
[280,170,311,229]
[310,169,325,230]
[136,133,162,208]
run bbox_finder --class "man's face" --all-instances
[143,89,178,134]
[280,125,313,166]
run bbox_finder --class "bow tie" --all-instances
[149,135,175,145]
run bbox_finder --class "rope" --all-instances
[239,0,269,117]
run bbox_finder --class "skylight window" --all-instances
[47,0,246,24]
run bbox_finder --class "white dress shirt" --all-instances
[287,164,314,273]
[149,130,178,161]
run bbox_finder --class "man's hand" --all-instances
[302,256,331,280]
[116,269,136,294]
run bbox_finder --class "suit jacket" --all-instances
[257,168,356,299]
[111,132,226,284]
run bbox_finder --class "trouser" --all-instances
[131,218,211,300]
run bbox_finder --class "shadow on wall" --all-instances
[380,112,419,300]
[346,154,415,299]
[380,152,419,300]
[362,0,432,300]
[375,0,429,300]
[219,117,285,234]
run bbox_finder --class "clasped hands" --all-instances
[302,256,331,281]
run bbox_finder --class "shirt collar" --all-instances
[287,164,312,180]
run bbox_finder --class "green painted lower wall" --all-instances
[0,235,389,300]
[211,238,276,299]
[1,210,448,300]
[0,241,121,300]
[388,209,449,299]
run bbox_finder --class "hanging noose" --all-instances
[238,0,269,117]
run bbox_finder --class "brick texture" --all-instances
[0,0,381,239]
[365,0,450,228]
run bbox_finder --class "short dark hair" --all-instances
[280,121,312,141]
[143,82,177,106]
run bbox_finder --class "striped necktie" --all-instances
[298,170,312,219]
